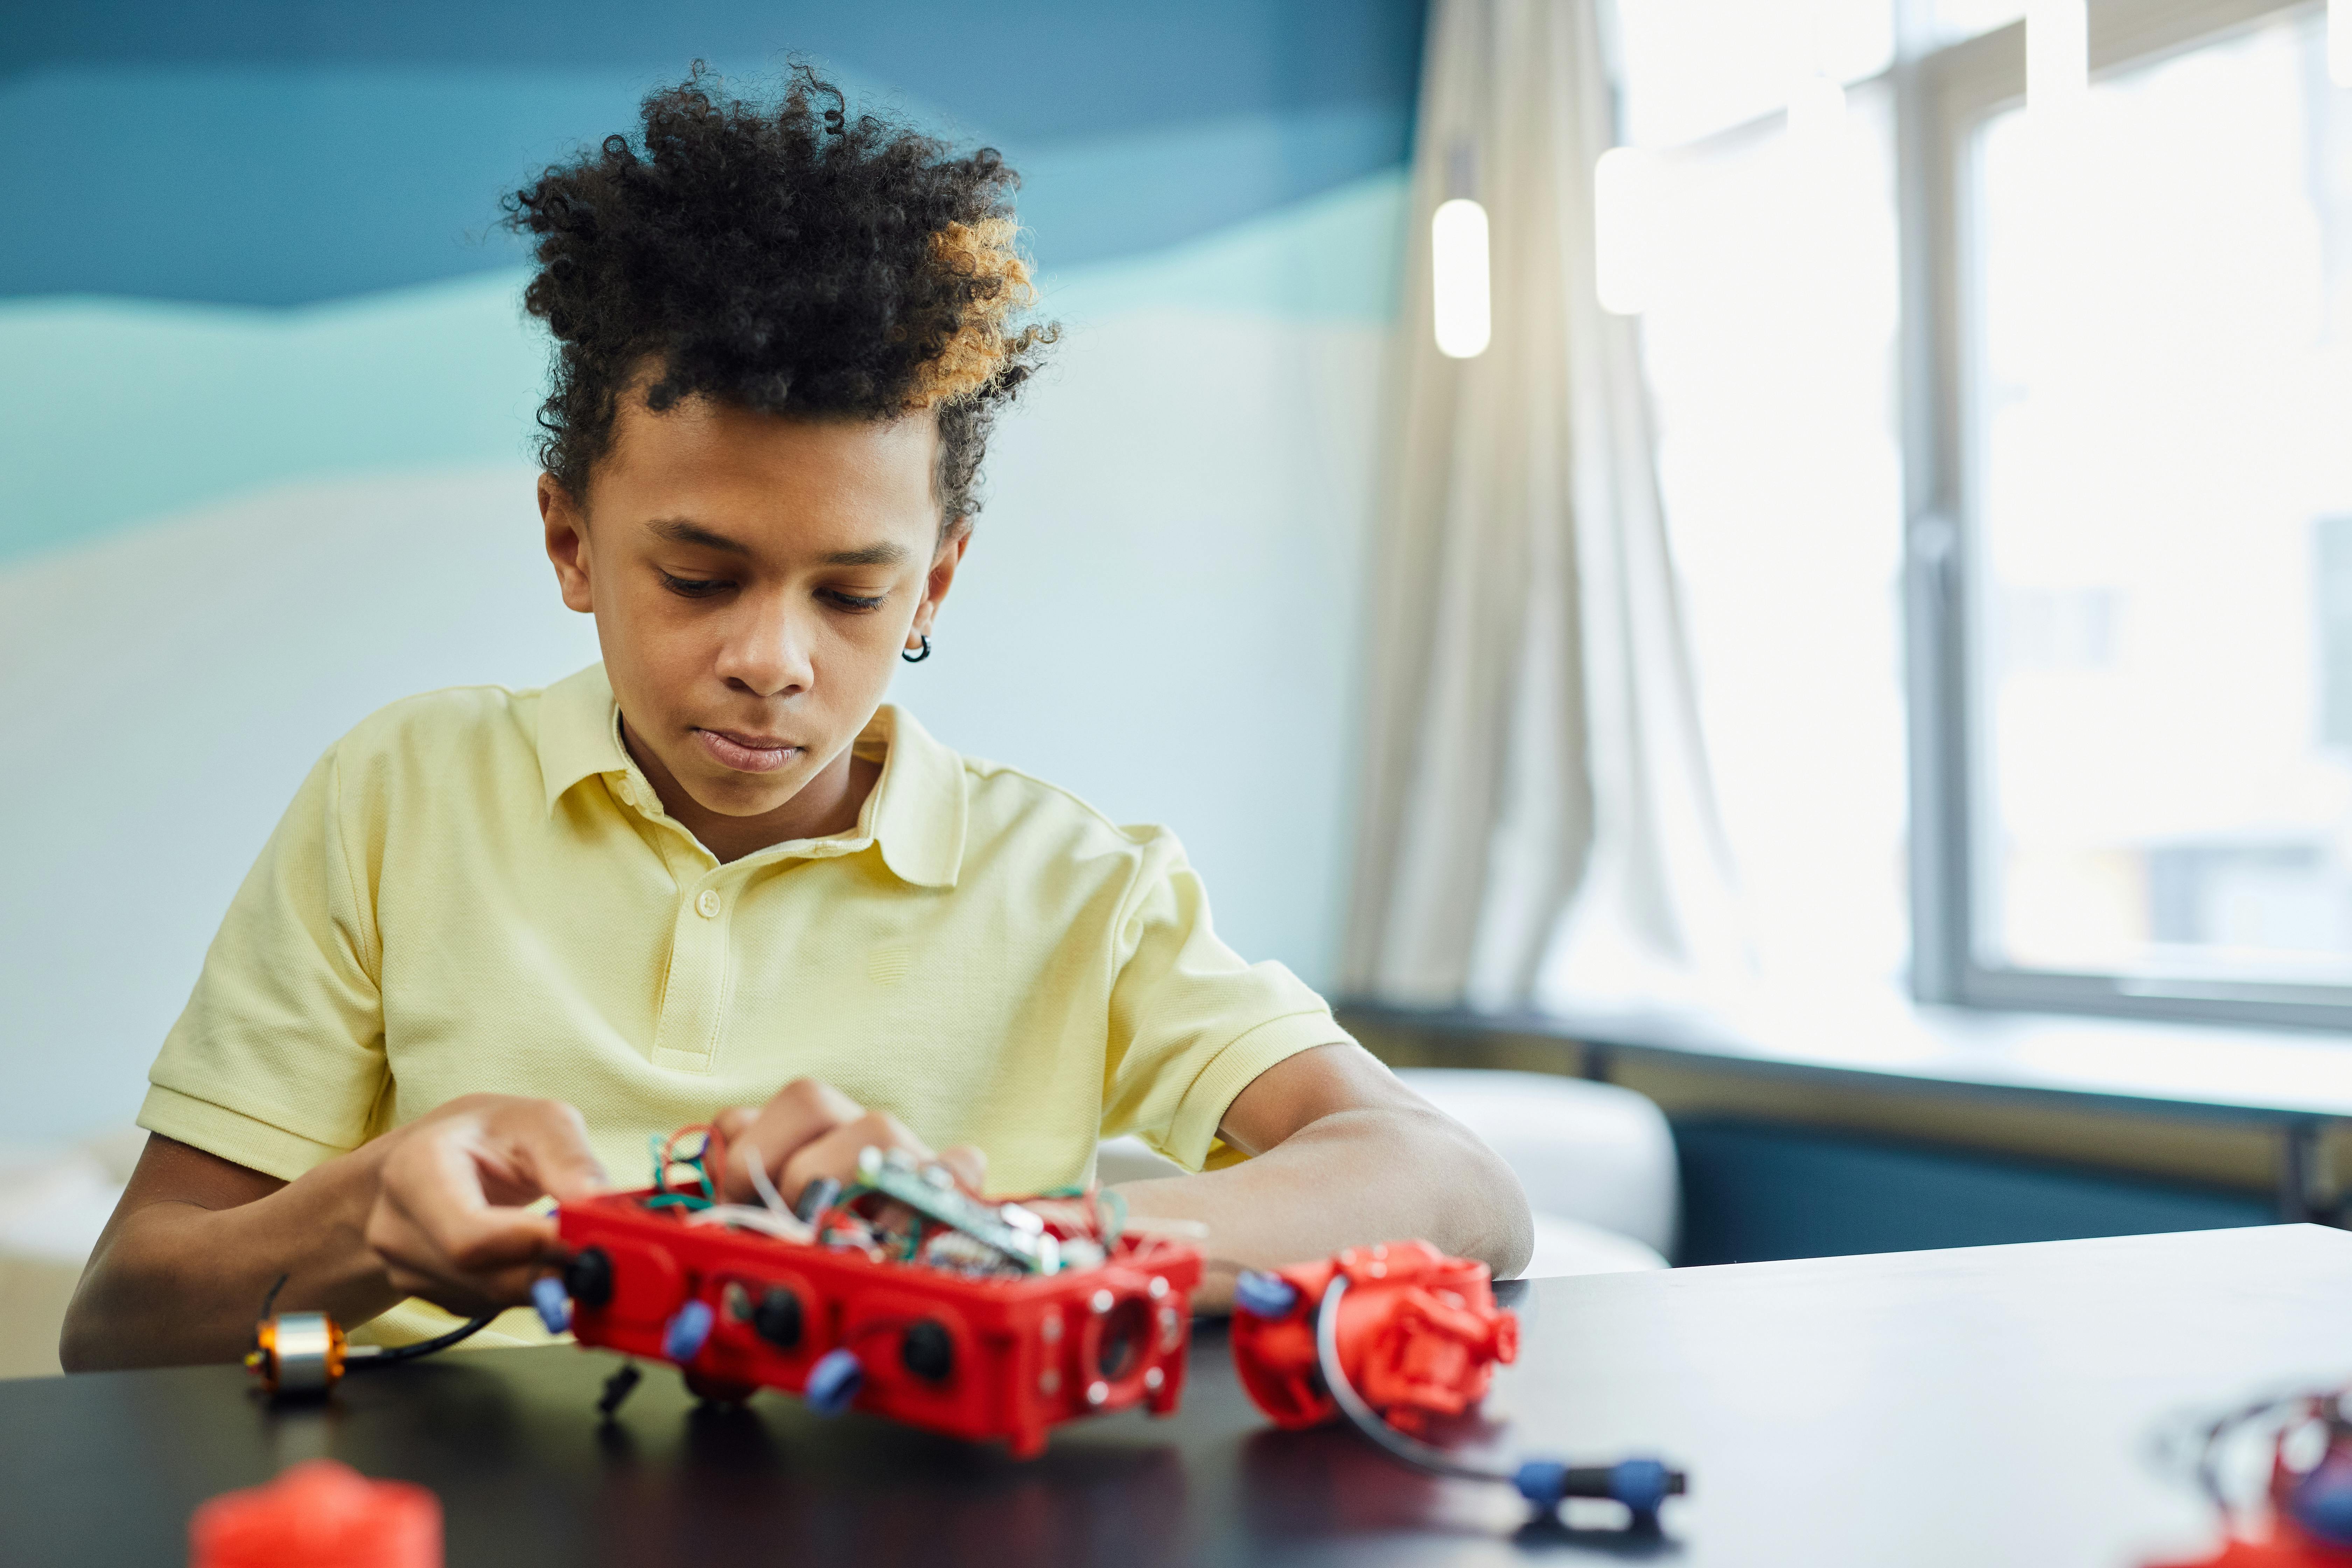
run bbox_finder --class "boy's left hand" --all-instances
[712,1077,985,1207]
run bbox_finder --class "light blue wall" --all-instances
[0,4,1418,1141]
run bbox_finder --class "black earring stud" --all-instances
[902,634,932,664]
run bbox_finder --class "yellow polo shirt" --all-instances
[140,663,1348,1341]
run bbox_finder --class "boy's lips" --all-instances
[693,727,802,774]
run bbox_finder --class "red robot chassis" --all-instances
[556,1188,1203,1458]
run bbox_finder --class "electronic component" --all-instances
[244,1274,495,1400]
[544,1130,1202,1457]
[854,1145,1063,1274]
[1232,1241,1687,1531]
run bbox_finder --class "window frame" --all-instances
[1898,0,2352,1029]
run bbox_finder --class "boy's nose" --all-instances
[715,603,814,699]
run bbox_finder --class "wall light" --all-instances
[2333,0,2352,89]
[1594,147,1658,317]
[2026,0,2088,117]
[1432,197,1492,359]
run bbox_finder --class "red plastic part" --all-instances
[189,1459,441,1568]
[2146,1528,2352,1567]
[2146,1442,2352,1566]
[1228,1239,1518,1434]
[556,1189,1203,1459]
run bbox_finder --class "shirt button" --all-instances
[695,889,722,919]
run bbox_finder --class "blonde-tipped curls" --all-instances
[905,219,1053,410]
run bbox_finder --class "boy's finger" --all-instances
[778,1110,929,1204]
[377,1125,564,1281]
[721,1079,867,1202]
[491,1100,609,1203]
[938,1144,988,1194]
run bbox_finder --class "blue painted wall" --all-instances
[1,1,1422,303]
[0,1,1421,1142]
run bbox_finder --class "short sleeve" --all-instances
[139,744,388,1181]
[1100,832,1352,1170]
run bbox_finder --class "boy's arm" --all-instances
[61,1096,607,1372]
[64,1083,970,1372]
[1110,1043,1534,1311]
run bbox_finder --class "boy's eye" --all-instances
[659,572,729,598]
[823,589,888,611]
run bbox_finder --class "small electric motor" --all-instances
[246,1310,349,1398]
[243,1275,494,1401]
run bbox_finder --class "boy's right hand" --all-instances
[364,1094,611,1316]
[712,1077,986,1206]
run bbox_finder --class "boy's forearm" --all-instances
[1112,1106,1534,1312]
[61,1144,401,1372]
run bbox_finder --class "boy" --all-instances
[62,68,1529,1370]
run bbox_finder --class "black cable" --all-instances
[346,1312,499,1368]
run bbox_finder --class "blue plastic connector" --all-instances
[1605,1458,1675,1518]
[1512,1458,1677,1521]
[530,1275,572,1335]
[2292,1457,2352,1546]
[1233,1270,1302,1318]
[805,1348,864,1416]
[1512,1460,1568,1509]
[662,1298,714,1363]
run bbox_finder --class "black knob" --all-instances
[564,1246,614,1309]
[900,1319,953,1382]
[751,1287,802,1349]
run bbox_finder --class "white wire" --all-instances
[686,1204,814,1242]
[1316,1274,1510,1483]
[738,1138,791,1217]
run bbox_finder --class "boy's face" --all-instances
[538,391,962,823]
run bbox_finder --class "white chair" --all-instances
[1095,1065,1678,1280]
[1396,1067,1676,1278]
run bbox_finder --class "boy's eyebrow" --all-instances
[645,518,749,554]
[822,543,910,567]
[643,520,906,568]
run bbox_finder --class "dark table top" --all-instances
[8,1225,2349,1567]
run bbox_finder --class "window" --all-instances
[1633,79,1911,993]
[1619,0,2352,1028]
[1925,0,2352,1026]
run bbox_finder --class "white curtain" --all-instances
[1342,0,1745,1013]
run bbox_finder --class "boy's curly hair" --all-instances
[504,64,1054,525]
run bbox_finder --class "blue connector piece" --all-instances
[1512,1460,1569,1510]
[662,1298,714,1363]
[805,1348,864,1416]
[530,1275,572,1335]
[2291,1456,2352,1546]
[1512,1458,1679,1522]
[1604,1458,1675,1518]
[1233,1270,1302,1318]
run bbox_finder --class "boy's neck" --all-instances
[618,715,881,866]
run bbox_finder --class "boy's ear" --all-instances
[916,521,972,637]
[539,473,595,615]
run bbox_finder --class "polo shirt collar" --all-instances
[534,663,965,889]
[856,704,966,890]
[537,664,628,815]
